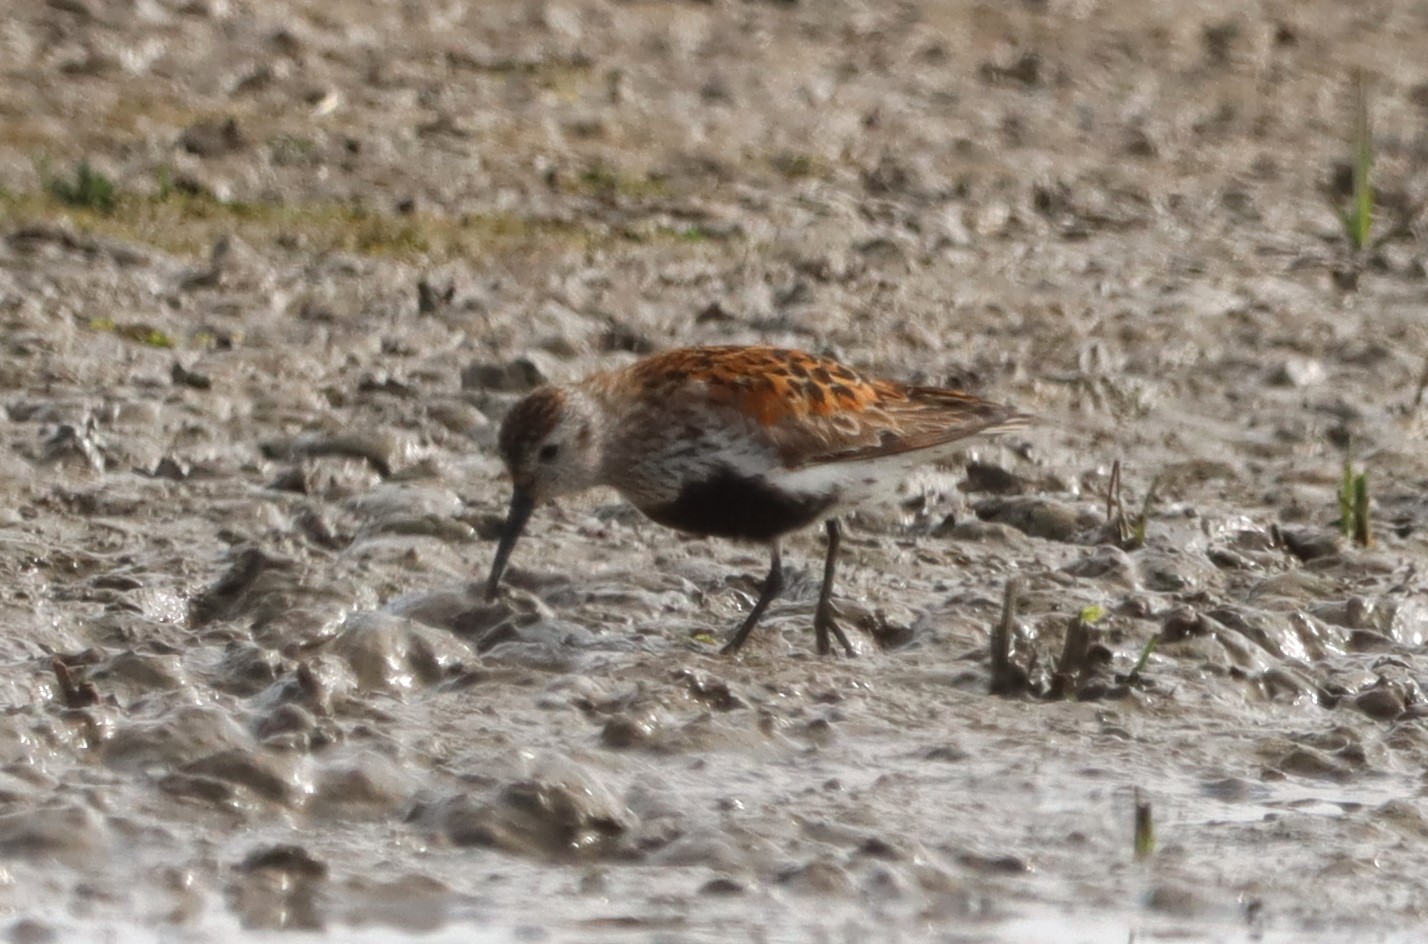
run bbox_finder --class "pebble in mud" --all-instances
[1353,685,1407,721]
[179,117,246,156]
[600,710,663,749]
[251,703,320,744]
[460,356,552,393]
[776,858,855,896]
[309,752,416,818]
[229,845,326,931]
[1144,881,1215,917]
[699,876,747,896]
[1135,547,1226,593]
[1269,357,1326,388]
[86,650,186,699]
[212,642,285,695]
[0,804,106,865]
[101,705,251,772]
[325,611,472,691]
[187,547,296,627]
[1259,664,1319,703]
[476,619,611,668]
[5,919,59,944]
[1273,745,1356,782]
[1062,545,1138,585]
[932,518,1027,545]
[181,747,306,806]
[419,757,636,859]
[971,496,1099,542]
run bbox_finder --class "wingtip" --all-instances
[985,409,1035,435]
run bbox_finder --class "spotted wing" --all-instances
[808,385,1030,464]
[625,346,1027,469]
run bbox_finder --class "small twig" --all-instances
[1131,474,1162,548]
[1352,471,1372,548]
[1051,606,1104,698]
[51,656,99,708]
[989,578,1022,695]
[1106,459,1123,531]
[1107,460,1156,549]
[1339,454,1356,540]
[1413,355,1428,410]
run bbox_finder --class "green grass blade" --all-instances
[1347,72,1373,251]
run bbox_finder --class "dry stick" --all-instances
[1106,459,1124,541]
[1133,473,1162,547]
[1051,611,1091,699]
[51,656,98,709]
[1339,455,1357,540]
[1353,472,1372,548]
[1414,355,1428,410]
[989,578,1021,695]
[1106,459,1121,523]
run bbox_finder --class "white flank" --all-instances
[769,439,980,510]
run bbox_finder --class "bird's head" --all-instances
[485,386,604,599]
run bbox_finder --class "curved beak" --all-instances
[485,487,535,601]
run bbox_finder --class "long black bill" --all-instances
[486,488,535,601]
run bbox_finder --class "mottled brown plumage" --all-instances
[486,345,1030,655]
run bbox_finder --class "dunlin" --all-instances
[485,345,1029,655]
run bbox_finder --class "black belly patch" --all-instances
[642,468,832,542]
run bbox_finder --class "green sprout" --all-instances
[1339,457,1372,547]
[1340,72,1373,252]
[1134,788,1156,860]
[1078,605,1107,624]
[1128,636,1159,681]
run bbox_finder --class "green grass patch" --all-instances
[269,134,320,167]
[5,152,747,262]
[678,225,711,242]
[89,317,175,347]
[38,158,118,212]
[566,161,670,200]
[769,152,826,180]
[0,186,643,262]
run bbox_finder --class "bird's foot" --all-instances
[814,601,855,657]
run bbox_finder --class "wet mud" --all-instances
[3,0,1428,940]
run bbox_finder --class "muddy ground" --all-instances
[3,0,1428,940]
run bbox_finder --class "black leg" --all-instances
[814,519,855,656]
[721,544,784,655]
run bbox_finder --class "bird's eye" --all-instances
[537,443,560,463]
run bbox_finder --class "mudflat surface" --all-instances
[3,1,1428,940]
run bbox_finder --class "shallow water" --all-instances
[4,0,1428,940]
